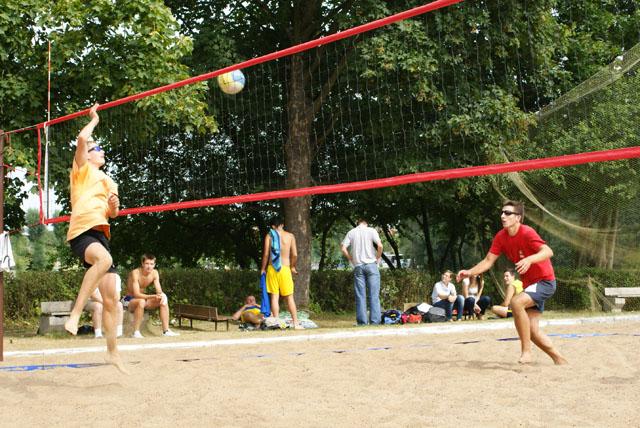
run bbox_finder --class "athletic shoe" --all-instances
[162,329,180,337]
[132,331,144,339]
[94,333,103,339]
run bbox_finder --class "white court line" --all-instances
[5,314,640,358]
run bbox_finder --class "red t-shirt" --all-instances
[489,224,555,288]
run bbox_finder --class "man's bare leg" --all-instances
[285,294,303,329]
[129,299,146,333]
[159,301,170,332]
[100,274,127,374]
[528,309,568,365]
[270,293,280,319]
[511,293,535,364]
[65,243,113,335]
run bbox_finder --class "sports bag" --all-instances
[423,306,446,323]
[381,309,402,325]
[407,313,422,324]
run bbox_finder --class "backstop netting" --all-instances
[3,0,639,311]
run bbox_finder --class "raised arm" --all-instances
[75,103,100,167]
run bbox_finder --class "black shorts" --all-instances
[69,229,117,273]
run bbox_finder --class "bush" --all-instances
[3,267,638,322]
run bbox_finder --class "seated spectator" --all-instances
[124,254,179,338]
[431,270,464,321]
[231,295,265,328]
[491,268,524,318]
[84,273,124,338]
[462,273,492,320]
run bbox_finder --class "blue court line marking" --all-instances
[0,362,106,372]
[548,332,619,339]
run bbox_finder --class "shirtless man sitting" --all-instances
[124,253,179,338]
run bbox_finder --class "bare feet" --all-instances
[293,324,304,330]
[64,315,80,336]
[105,353,129,374]
[552,355,569,365]
[518,351,533,364]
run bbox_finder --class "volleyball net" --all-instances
[2,0,639,304]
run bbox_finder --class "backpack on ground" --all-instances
[423,306,446,323]
[381,309,402,325]
[407,313,422,324]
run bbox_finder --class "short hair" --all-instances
[141,253,156,263]
[443,270,453,276]
[356,217,368,224]
[502,199,525,222]
[504,268,516,277]
[269,215,284,227]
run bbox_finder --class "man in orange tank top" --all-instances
[65,103,125,372]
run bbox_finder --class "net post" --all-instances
[0,129,5,361]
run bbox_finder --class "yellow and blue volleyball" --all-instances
[217,70,246,95]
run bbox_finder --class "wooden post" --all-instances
[0,130,5,361]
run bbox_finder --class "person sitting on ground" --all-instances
[462,273,492,320]
[124,253,179,338]
[491,268,524,318]
[84,274,124,338]
[231,295,265,328]
[431,270,464,321]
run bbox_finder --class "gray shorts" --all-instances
[524,279,556,312]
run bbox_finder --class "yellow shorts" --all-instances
[266,265,294,297]
[240,308,261,322]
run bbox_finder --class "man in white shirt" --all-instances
[341,218,383,325]
[431,270,464,321]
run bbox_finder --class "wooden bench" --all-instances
[174,304,230,331]
[604,287,640,312]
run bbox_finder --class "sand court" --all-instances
[1,315,639,427]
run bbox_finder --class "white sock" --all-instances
[116,325,123,337]
[94,328,103,338]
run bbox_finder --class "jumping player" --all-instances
[65,103,126,372]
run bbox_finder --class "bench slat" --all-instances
[604,287,640,297]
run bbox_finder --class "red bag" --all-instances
[407,314,422,324]
[400,313,410,324]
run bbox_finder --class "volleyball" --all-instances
[217,70,246,94]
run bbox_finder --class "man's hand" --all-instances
[515,257,532,275]
[108,193,119,212]
[456,270,470,283]
[447,294,456,303]
[291,267,298,275]
[89,103,100,121]
[474,304,481,314]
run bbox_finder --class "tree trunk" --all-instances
[418,202,436,274]
[284,53,313,308]
[317,217,336,271]
[382,224,401,268]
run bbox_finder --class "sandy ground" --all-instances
[0,315,639,428]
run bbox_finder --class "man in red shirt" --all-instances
[457,200,567,365]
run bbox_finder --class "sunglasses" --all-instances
[501,210,520,216]
[88,145,103,153]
